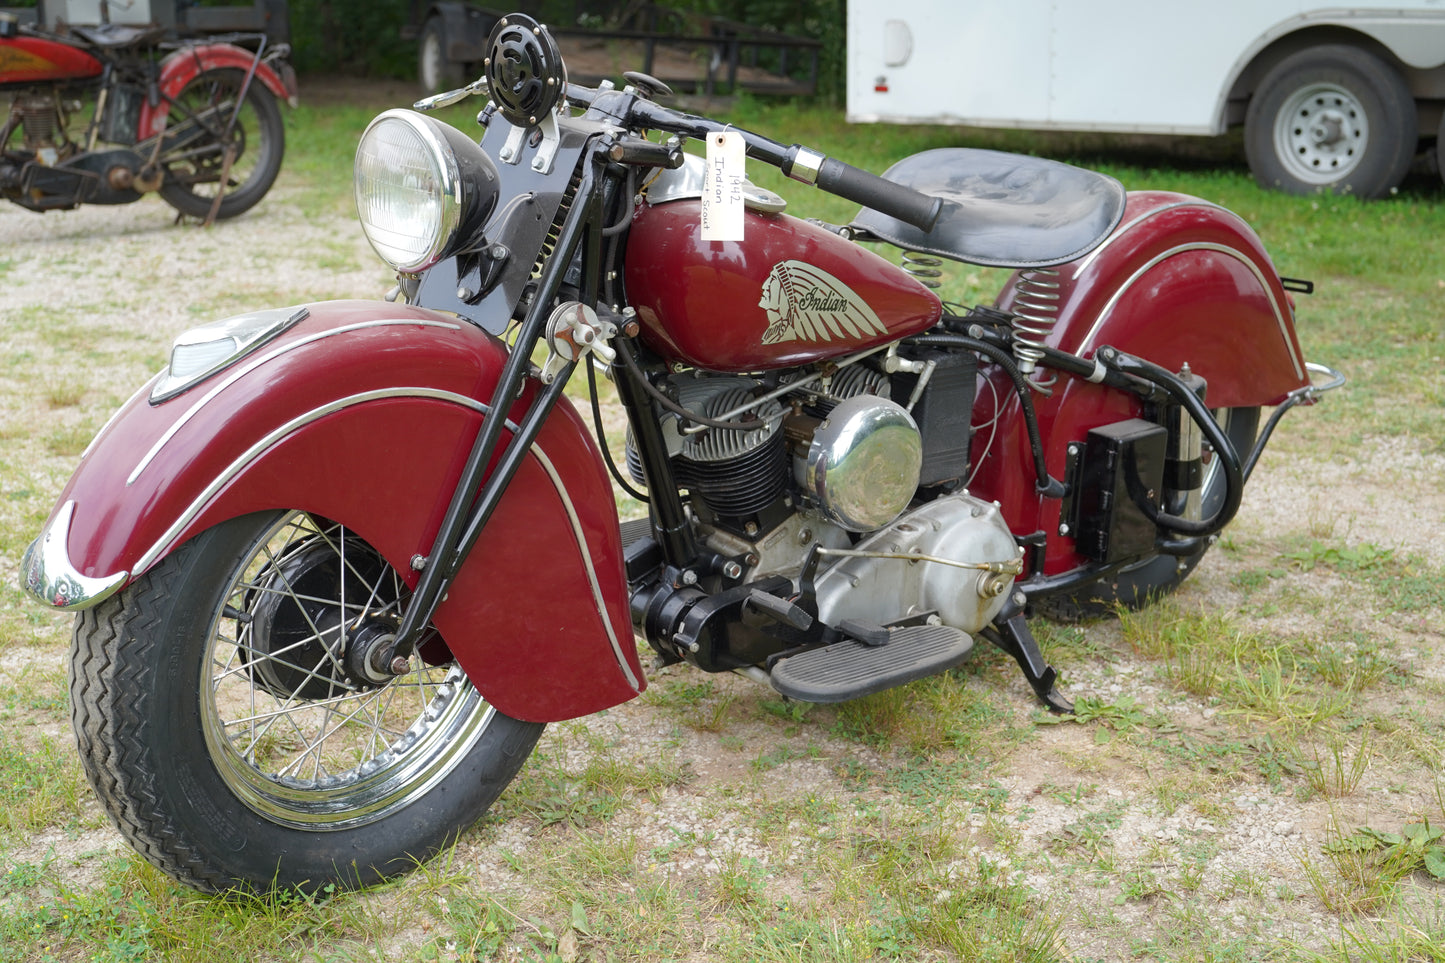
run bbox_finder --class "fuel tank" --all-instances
[0,35,103,86]
[624,198,942,370]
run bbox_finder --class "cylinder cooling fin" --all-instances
[675,387,787,518]
[624,375,789,521]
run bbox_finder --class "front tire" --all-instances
[70,510,542,893]
[1244,45,1416,198]
[157,69,286,220]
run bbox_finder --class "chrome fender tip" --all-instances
[20,501,128,611]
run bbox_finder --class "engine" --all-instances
[627,363,919,533]
[625,349,1020,640]
[5,90,70,154]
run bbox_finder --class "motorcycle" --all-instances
[0,12,295,221]
[21,14,1343,894]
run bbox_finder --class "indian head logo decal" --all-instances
[759,261,886,345]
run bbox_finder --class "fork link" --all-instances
[1010,268,1061,381]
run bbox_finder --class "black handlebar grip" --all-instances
[816,157,942,232]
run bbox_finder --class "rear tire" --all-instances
[1035,408,1259,621]
[157,68,286,220]
[70,510,542,893]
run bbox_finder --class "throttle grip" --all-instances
[815,157,941,233]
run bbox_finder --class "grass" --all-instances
[0,68,1441,962]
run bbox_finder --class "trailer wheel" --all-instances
[1438,109,1445,186]
[419,15,462,94]
[1245,45,1416,199]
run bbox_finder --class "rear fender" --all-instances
[24,300,641,722]
[1018,190,1309,404]
[139,42,298,139]
[975,191,1311,573]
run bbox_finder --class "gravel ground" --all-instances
[2,178,1443,961]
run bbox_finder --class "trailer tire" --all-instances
[1244,44,1416,199]
[1438,109,1445,186]
[419,15,462,94]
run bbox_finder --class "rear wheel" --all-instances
[1036,407,1259,620]
[70,510,542,893]
[157,68,285,220]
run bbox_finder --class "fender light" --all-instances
[150,306,308,403]
[354,109,500,273]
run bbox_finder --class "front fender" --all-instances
[139,42,298,139]
[23,300,642,722]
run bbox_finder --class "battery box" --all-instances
[1072,418,1167,563]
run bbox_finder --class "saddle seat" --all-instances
[852,148,1127,270]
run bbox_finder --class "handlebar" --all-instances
[813,156,942,233]
[618,94,942,234]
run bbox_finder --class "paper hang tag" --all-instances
[701,131,746,242]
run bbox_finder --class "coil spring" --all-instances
[900,249,944,289]
[1010,268,1060,379]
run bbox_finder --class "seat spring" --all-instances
[900,249,944,289]
[1011,268,1060,381]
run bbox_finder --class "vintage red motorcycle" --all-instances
[22,14,1342,893]
[0,12,295,220]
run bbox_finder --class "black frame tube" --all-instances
[391,158,606,658]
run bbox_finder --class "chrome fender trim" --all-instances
[133,387,639,692]
[20,501,128,611]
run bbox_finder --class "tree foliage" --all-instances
[287,0,415,77]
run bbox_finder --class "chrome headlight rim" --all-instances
[354,109,471,275]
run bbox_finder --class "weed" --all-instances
[1037,694,1170,743]
[1282,541,1395,573]
[1295,730,1373,799]
[1329,820,1445,882]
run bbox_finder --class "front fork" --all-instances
[388,160,609,662]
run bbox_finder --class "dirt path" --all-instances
[1,179,1442,960]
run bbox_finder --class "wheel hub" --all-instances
[243,540,403,700]
[1275,81,1367,183]
[1308,112,1346,148]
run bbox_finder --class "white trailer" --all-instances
[847,1,1445,197]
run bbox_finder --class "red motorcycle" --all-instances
[0,13,295,220]
[22,14,1341,893]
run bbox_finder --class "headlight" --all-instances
[151,306,308,403]
[354,109,500,273]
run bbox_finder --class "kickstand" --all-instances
[982,603,1073,714]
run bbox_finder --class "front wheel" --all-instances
[1244,45,1416,198]
[157,68,286,220]
[1035,407,1260,621]
[70,510,543,893]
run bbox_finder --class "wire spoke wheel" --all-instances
[157,68,284,219]
[1034,408,1259,621]
[203,512,492,829]
[70,510,543,893]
